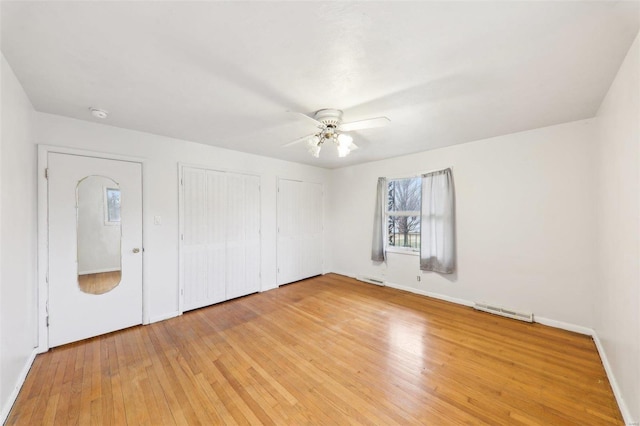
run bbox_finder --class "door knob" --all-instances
[132,248,141,253]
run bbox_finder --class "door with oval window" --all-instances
[48,152,143,347]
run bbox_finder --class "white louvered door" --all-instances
[277,179,323,286]
[181,167,260,311]
[226,174,261,300]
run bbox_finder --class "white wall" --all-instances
[34,112,329,321]
[0,54,37,420]
[326,118,598,328]
[77,176,121,274]
[594,32,640,424]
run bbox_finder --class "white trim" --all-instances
[275,175,324,187]
[37,144,148,350]
[386,247,420,256]
[78,267,121,275]
[149,311,181,324]
[0,349,37,424]
[384,280,474,307]
[37,146,49,350]
[177,163,184,314]
[593,333,636,426]
[534,316,593,336]
[178,161,262,180]
[328,271,356,279]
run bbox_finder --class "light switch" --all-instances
[153,215,162,225]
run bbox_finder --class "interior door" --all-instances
[48,153,143,347]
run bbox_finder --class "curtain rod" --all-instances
[386,166,452,180]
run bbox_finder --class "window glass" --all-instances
[105,187,121,224]
[387,178,421,251]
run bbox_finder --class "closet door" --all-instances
[183,167,212,311]
[182,167,260,312]
[226,174,261,299]
[205,171,227,306]
[277,179,323,286]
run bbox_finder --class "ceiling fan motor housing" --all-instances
[314,109,343,127]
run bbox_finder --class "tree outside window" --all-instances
[387,177,421,250]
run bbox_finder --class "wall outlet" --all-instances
[416,275,421,282]
[154,215,162,225]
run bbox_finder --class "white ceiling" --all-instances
[1,1,639,169]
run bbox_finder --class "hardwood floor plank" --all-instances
[6,274,624,425]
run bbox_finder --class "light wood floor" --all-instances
[8,274,622,425]
[78,271,121,295]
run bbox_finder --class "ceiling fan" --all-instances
[283,109,390,158]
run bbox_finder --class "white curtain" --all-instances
[371,177,387,262]
[420,169,455,273]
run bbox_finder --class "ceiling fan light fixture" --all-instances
[307,141,321,158]
[337,145,351,158]
[337,133,353,146]
[336,132,353,157]
[284,108,389,160]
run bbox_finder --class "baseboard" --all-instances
[534,316,593,336]
[1,348,37,424]
[326,271,356,279]
[149,311,180,324]
[592,333,636,425]
[384,280,474,307]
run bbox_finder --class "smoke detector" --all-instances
[89,107,108,119]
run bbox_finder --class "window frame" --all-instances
[103,186,121,226]
[385,176,421,255]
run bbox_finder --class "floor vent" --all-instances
[356,276,385,286]
[474,302,533,323]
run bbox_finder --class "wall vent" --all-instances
[356,276,385,286]
[474,302,533,323]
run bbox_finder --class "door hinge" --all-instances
[44,168,49,179]
[46,316,49,327]
[181,234,184,241]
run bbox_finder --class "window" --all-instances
[104,187,121,225]
[387,177,421,252]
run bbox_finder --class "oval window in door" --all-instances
[76,176,122,294]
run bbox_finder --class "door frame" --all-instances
[37,145,148,352]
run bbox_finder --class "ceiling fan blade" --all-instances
[339,116,390,132]
[289,111,325,129]
[282,133,317,148]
